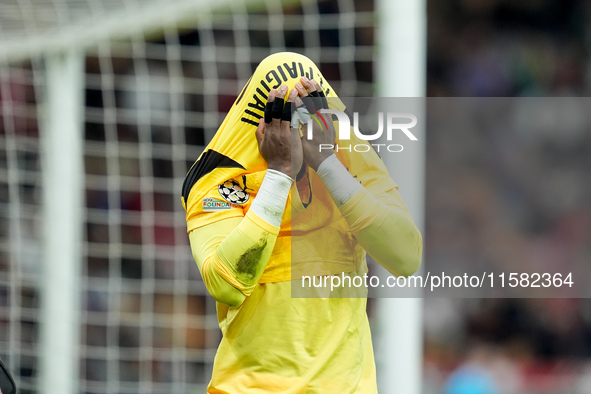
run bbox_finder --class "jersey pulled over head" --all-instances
[182,52,342,218]
[183,52,398,283]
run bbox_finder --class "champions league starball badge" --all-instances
[218,179,250,205]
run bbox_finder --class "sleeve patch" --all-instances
[218,179,250,205]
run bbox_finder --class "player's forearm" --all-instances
[316,154,422,277]
[190,170,292,306]
[192,244,246,307]
[192,213,280,307]
[210,209,280,291]
[339,188,422,276]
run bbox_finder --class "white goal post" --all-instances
[375,1,426,393]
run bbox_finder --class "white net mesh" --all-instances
[0,0,377,392]
[0,60,44,393]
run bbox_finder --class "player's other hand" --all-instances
[295,77,336,171]
[256,85,303,178]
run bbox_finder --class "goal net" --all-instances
[0,0,379,392]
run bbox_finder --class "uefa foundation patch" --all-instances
[203,198,236,212]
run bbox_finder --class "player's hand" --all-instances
[295,77,336,171]
[256,85,303,178]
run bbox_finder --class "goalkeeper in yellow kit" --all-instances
[182,52,422,393]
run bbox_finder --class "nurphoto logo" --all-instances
[303,109,418,153]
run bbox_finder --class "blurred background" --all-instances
[0,0,590,393]
[425,2,591,392]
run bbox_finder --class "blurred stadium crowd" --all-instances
[1,0,590,392]
[424,1,591,393]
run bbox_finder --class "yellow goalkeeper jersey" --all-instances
[182,52,421,393]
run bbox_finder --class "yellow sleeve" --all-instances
[189,209,280,307]
[339,186,423,277]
